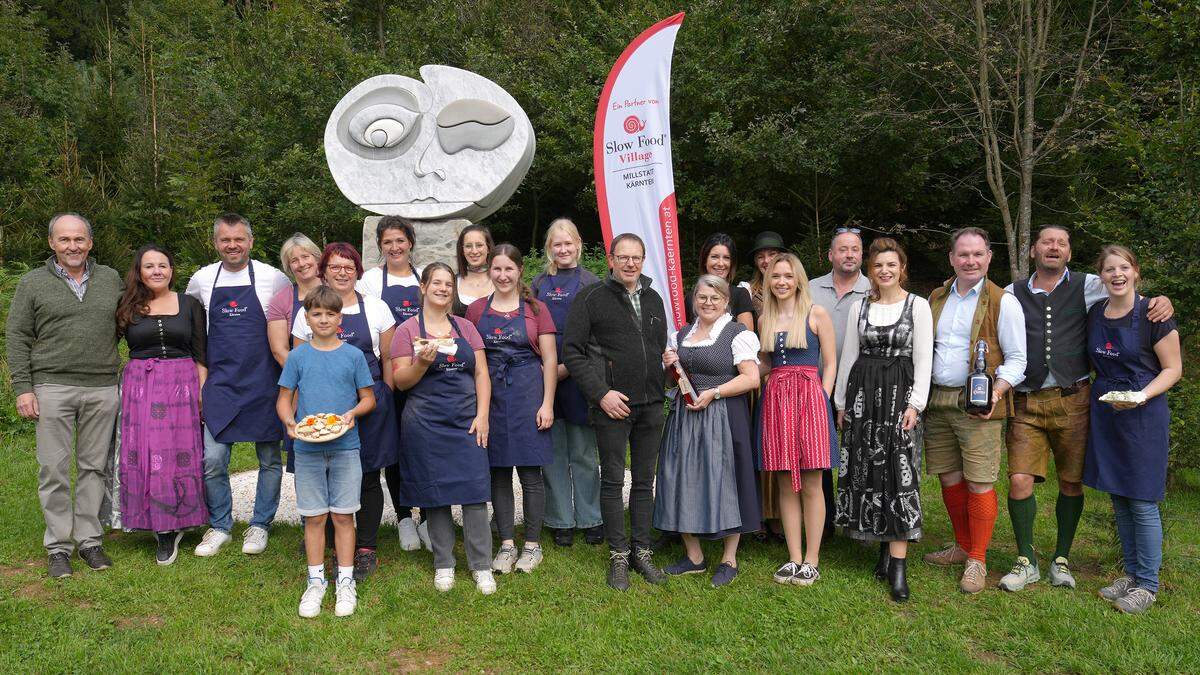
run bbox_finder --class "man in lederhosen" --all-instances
[998,225,1172,592]
[186,213,291,557]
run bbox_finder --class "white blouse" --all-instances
[668,313,761,364]
[291,294,396,358]
[834,295,933,412]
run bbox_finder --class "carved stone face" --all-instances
[324,66,536,222]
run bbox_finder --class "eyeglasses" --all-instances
[614,255,644,265]
[834,227,861,235]
[325,265,356,274]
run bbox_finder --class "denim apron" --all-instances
[1084,297,1170,502]
[202,263,283,443]
[284,283,304,472]
[339,293,399,472]
[396,314,490,507]
[475,295,553,468]
[380,267,421,451]
[533,268,591,425]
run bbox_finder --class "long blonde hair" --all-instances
[543,217,583,275]
[758,253,813,351]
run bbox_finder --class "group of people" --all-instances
[6,212,1181,619]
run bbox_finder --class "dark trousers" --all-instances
[823,468,835,533]
[356,469,384,549]
[384,463,416,521]
[491,466,545,543]
[593,402,663,552]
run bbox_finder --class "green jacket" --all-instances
[6,257,122,395]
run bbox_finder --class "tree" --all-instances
[865,0,1118,279]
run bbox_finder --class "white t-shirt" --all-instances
[356,265,424,299]
[291,294,395,358]
[185,260,291,330]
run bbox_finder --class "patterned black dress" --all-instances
[834,294,922,542]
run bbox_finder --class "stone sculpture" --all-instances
[325,66,536,224]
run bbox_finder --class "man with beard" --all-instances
[186,213,291,558]
[998,225,1173,592]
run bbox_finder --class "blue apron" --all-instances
[475,295,553,468]
[379,266,421,450]
[396,314,490,507]
[202,263,283,443]
[1084,297,1170,502]
[380,266,422,324]
[340,293,400,472]
[284,283,303,472]
[533,268,590,425]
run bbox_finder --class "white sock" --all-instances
[307,564,324,583]
[338,565,353,583]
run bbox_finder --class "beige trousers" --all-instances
[34,383,120,555]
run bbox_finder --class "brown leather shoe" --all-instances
[959,559,987,594]
[923,543,969,567]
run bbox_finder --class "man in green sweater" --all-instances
[6,213,123,579]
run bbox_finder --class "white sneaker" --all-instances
[433,568,455,592]
[515,546,543,573]
[334,578,357,616]
[1048,556,1077,589]
[398,517,421,551]
[242,525,269,554]
[194,529,231,557]
[998,556,1041,592]
[473,569,497,595]
[417,520,432,551]
[298,579,327,618]
[492,545,518,574]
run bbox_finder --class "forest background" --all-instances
[1,0,1198,469]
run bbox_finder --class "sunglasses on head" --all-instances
[835,227,861,235]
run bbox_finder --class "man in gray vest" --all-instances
[999,225,1173,592]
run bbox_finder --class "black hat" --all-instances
[749,231,785,257]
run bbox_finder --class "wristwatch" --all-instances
[713,388,722,400]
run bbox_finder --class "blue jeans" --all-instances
[543,420,602,530]
[1110,494,1162,593]
[293,449,362,517]
[202,426,282,533]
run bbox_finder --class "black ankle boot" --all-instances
[874,542,890,581]
[889,556,909,602]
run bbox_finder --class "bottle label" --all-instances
[969,380,989,406]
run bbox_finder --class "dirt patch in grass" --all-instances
[384,647,452,673]
[114,615,166,630]
[14,580,54,602]
[0,560,41,578]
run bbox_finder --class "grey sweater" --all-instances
[6,257,122,394]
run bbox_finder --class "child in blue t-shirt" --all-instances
[277,286,375,618]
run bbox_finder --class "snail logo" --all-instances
[623,115,646,134]
[229,301,238,308]
[324,66,536,222]
[1106,341,1113,350]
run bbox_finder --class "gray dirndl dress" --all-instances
[653,321,762,537]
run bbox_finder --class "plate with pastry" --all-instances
[294,413,350,443]
[413,336,458,355]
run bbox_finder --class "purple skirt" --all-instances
[119,358,208,532]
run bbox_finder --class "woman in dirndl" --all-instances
[833,238,933,602]
[757,253,838,587]
[655,275,762,587]
[116,244,208,565]
[292,243,398,581]
[1085,245,1181,615]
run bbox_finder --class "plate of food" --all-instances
[1099,390,1146,405]
[413,336,458,355]
[295,413,350,443]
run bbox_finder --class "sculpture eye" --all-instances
[436,99,514,154]
[347,105,419,149]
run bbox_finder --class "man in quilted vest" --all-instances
[922,227,1027,594]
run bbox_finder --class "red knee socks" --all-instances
[966,489,998,563]
[941,481,971,553]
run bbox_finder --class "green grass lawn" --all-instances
[2,426,1199,673]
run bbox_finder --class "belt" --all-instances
[1014,381,1088,399]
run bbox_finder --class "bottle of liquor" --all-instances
[964,340,993,414]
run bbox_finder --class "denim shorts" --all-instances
[293,448,363,516]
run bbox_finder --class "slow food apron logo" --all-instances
[1095,341,1121,359]
[220,300,249,318]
